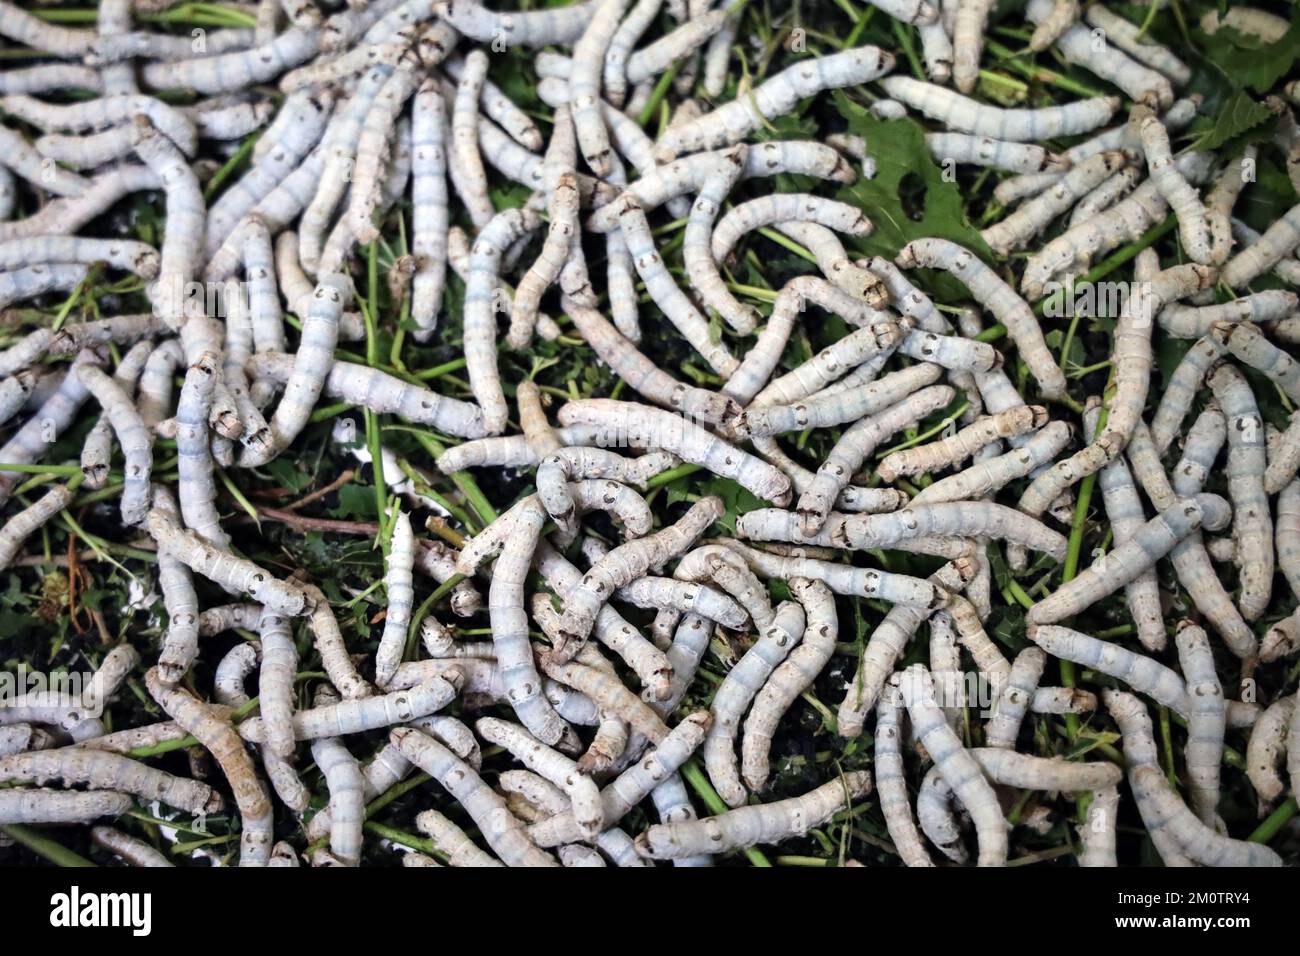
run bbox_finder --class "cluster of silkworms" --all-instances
[0,0,1298,868]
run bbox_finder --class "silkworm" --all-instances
[635,770,870,860]
[563,0,623,178]
[399,81,449,338]
[1030,0,1173,108]
[0,748,220,817]
[740,364,943,439]
[0,263,89,311]
[911,422,1073,505]
[0,162,160,244]
[1246,696,1294,806]
[147,487,307,616]
[476,717,603,838]
[880,75,1119,142]
[950,0,993,91]
[302,589,371,696]
[394,725,559,866]
[1133,106,1222,263]
[240,678,460,743]
[773,220,888,306]
[0,789,133,826]
[129,119,202,331]
[351,55,423,245]
[241,272,350,466]
[556,399,788,503]
[305,735,363,866]
[373,511,415,689]
[4,93,197,162]
[615,192,740,376]
[1164,290,1300,345]
[76,363,152,526]
[697,600,804,807]
[140,25,320,94]
[736,578,837,791]
[510,173,578,348]
[1211,321,1300,406]
[1222,202,1300,288]
[740,502,1067,560]
[1023,152,1211,296]
[0,351,96,505]
[556,497,723,659]
[983,648,1045,750]
[1130,763,1281,867]
[535,446,676,539]
[927,133,1058,174]
[1149,337,1224,452]
[878,406,1047,482]
[1278,476,1300,608]
[433,0,594,47]
[537,648,671,745]
[678,155,763,334]
[0,485,73,573]
[795,384,955,534]
[0,237,158,278]
[0,126,90,198]
[993,170,1065,206]
[414,809,502,866]
[444,50,495,229]
[1032,625,1253,730]
[654,46,893,160]
[585,142,854,231]
[1086,406,1166,653]
[897,665,1007,866]
[527,711,711,848]
[971,747,1121,792]
[1084,4,1190,85]
[898,238,1065,399]
[80,350,144,490]
[1174,621,1225,827]
[0,63,103,96]
[90,826,171,868]
[669,546,774,635]
[1027,496,1214,625]
[982,150,1130,255]
[187,99,274,142]
[613,576,748,631]
[1208,363,1273,620]
[873,683,935,867]
[709,193,872,265]
[144,668,272,866]
[462,208,539,434]
[481,497,573,746]
[171,353,228,549]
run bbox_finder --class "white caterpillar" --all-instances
[654,46,894,159]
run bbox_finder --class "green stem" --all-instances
[0,825,94,867]
[1249,798,1298,844]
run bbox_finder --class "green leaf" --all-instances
[1188,91,1273,153]
[329,483,378,520]
[1196,11,1300,94]
[831,90,994,276]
